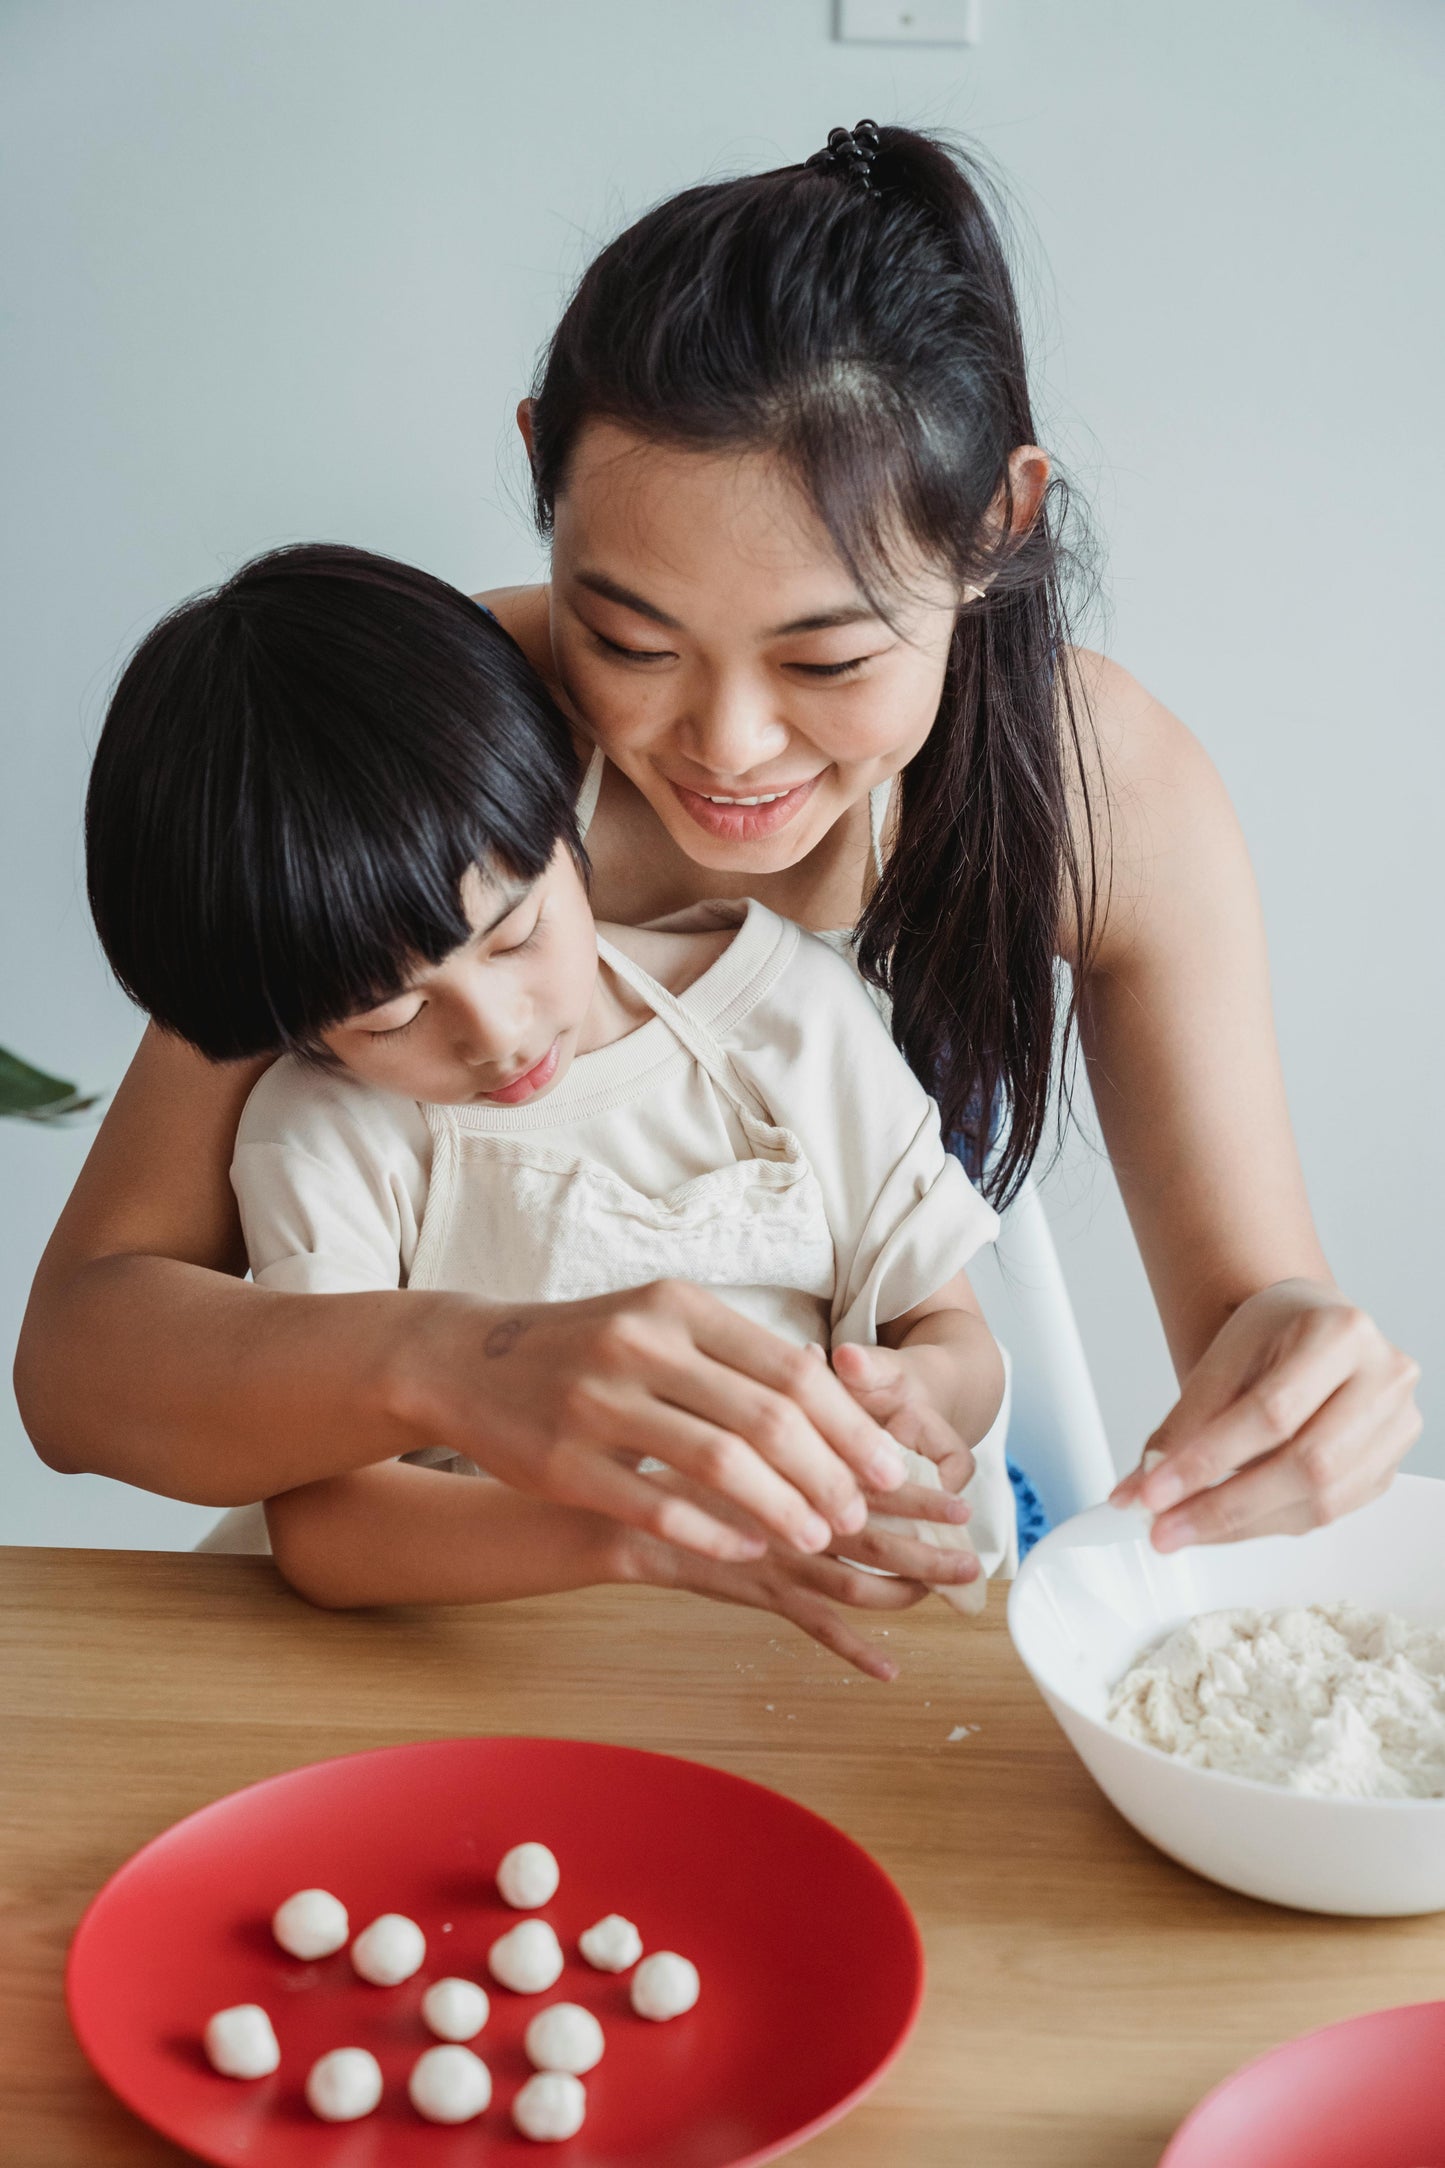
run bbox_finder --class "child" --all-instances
[85,545,1011,1675]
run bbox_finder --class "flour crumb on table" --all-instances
[350,1911,426,1984]
[1108,1603,1445,1797]
[630,1951,700,2021]
[305,2047,383,2122]
[271,1887,349,1960]
[421,1975,489,2041]
[407,2043,493,2122]
[203,2004,279,2079]
[489,1918,565,1993]
[496,1841,560,1909]
[512,2069,587,2141]
[578,1913,642,1972]
[525,2002,605,2074]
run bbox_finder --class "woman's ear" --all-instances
[516,397,536,465]
[1004,444,1051,534]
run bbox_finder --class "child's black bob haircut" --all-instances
[86,544,583,1063]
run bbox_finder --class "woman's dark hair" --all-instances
[86,544,581,1061]
[529,124,1102,1204]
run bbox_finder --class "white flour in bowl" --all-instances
[1107,1603,1445,1798]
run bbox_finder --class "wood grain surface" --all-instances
[3,1547,1443,2166]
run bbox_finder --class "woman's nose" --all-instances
[678,672,790,776]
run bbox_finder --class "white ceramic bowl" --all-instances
[1007,1472,1445,1916]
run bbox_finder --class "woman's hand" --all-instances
[621,1519,933,1681]
[406,1279,910,1568]
[1111,1279,1422,1549]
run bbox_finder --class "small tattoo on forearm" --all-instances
[484,1316,531,1360]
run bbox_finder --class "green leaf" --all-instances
[0,1046,100,1121]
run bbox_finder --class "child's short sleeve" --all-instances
[230,1059,432,1294]
[722,929,1000,1342]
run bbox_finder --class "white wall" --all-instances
[3,0,1440,1546]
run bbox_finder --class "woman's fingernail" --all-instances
[800,1511,833,1551]
[837,1494,869,1536]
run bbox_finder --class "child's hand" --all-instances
[623,1524,928,1681]
[828,1342,975,1495]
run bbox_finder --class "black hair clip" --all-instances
[806,119,881,188]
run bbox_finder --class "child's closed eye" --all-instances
[367,1006,424,1041]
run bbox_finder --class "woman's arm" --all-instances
[1068,654,1420,1543]
[15,1027,903,1555]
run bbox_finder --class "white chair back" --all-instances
[968,1173,1117,1527]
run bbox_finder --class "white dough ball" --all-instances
[305,2047,383,2122]
[407,2043,492,2123]
[203,2004,279,2079]
[350,1911,426,1985]
[271,1887,349,1961]
[512,2070,587,2142]
[630,1951,700,2021]
[496,1841,560,1909]
[488,1918,564,1994]
[421,1975,490,2042]
[524,2002,605,2075]
[578,1913,642,1973]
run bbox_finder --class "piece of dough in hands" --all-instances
[862,1444,987,1615]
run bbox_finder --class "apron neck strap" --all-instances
[594,933,767,1123]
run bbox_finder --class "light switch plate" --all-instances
[835,0,980,44]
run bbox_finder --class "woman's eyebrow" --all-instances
[574,569,879,640]
[574,570,682,628]
[769,605,879,635]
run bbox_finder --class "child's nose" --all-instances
[448,987,524,1067]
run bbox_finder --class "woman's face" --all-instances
[546,422,962,876]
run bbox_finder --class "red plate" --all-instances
[67,1736,923,2166]
[1161,2000,1445,2168]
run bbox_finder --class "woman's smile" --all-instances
[666,772,823,840]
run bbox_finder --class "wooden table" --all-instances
[4,1549,1444,2167]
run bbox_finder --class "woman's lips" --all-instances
[667,774,822,840]
[480,1039,561,1105]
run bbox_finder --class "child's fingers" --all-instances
[782,1591,904,1680]
[801,1554,934,1610]
[859,1481,971,1525]
[832,1523,981,1585]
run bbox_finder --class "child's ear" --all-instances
[516,398,536,466]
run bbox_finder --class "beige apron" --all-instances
[202,934,985,1607]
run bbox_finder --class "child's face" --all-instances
[321,843,598,1106]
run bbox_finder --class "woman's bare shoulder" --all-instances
[1061,647,1246,967]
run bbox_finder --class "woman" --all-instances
[18,123,1418,1607]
